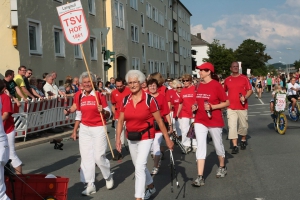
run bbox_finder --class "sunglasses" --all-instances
[182,80,190,82]
[200,69,210,72]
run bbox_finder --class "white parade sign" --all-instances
[275,93,286,112]
[57,0,89,44]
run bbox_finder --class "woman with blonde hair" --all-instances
[177,74,197,153]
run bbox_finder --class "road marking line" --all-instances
[249,104,268,106]
[255,94,264,104]
[249,112,261,113]
[260,113,271,115]
[248,115,256,116]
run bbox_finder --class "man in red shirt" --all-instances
[0,80,23,174]
[111,78,131,160]
[224,62,253,154]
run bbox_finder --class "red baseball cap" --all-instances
[196,62,215,73]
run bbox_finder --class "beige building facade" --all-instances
[0,0,105,84]
[106,0,192,79]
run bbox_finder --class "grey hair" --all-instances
[79,71,96,83]
[125,70,146,83]
[172,79,183,89]
[45,74,53,80]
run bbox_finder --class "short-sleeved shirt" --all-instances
[169,89,182,118]
[0,93,15,133]
[73,90,108,126]
[287,83,300,96]
[194,80,228,127]
[3,79,17,97]
[0,100,6,137]
[157,85,170,102]
[224,74,252,110]
[121,91,159,140]
[23,77,32,93]
[111,87,131,120]
[179,85,196,118]
[43,82,59,98]
[153,93,170,133]
[14,74,27,100]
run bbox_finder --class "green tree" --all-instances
[293,60,300,71]
[234,39,272,75]
[203,39,236,76]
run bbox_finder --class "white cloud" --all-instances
[285,0,300,8]
[190,7,300,63]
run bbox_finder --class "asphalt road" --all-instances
[15,90,300,200]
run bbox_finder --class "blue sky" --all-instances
[183,0,300,65]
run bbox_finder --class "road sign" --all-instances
[57,1,89,44]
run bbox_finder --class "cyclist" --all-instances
[287,77,300,116]
[270,85,284,118]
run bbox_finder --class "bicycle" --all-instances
[287,97,300,121]
[273,93,287,135]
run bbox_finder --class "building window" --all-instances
[147,32,153,47]
[170,62,174,74]
[88,0,96,15]
[169,42,173,53]
[90,37,97,60]
[142,44,146,63]
[130,0,138,10]
[160,37,165,50]
[131,24,139,42]
[132,57,140,70]
[140,0,144,3]
[160,62,165,75]
[148,60,154,74]
[28,20,42,55]
[141,13,144,33]
[146,2,152,18]
[115,1,125,28]
[74,45,82,59]
[54,28,65,57]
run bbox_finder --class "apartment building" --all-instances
[106,0,192,79]
[0,0,105,84]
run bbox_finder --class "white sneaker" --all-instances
[292,111,296,116]
[144,187,156,200]
[192,147,197,153]
[106,173,114,190]
[151,167,159,175]
[81,184,96,196]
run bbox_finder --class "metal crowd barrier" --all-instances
[12,97,75,141]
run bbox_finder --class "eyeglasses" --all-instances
[182,80,190,82]
[28,73,32,75]
[200,69,210,72]
[128,81,139,85]
[177,87,183,89]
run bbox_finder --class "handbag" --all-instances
[127,122,153,141]
[186,122,196,139]
[153,119,169,131]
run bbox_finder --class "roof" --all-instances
[178,0,192,16]
[191,34,209,46]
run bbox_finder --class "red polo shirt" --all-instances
[180,85,196,118]
[120,91,159,140]
[194,80,228,127]
[224,74,252,110]
[169,90,182,118]
[157,85,170,102]
[0,93,15,133]
[153,93,170,133]
[111,87,131,120]
[74,90,108,126]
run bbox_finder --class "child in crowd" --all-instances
[270,85,286,118]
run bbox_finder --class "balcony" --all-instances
[174,53,179,62]
[173,11,177,21]
[174,32,178,42]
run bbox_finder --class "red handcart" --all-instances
[5,174,69,200]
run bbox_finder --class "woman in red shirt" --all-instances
[64,72,113,196]
[177,74,197,153]
[169,79,183,139]
[116,70,173,200]
[0,80,22,174]
[191,63,229,187]
[147,79,172,175]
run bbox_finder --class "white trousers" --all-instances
[179,117,197,147]
[0,135,10,200]
[79,124,111,183]
[6,130,22,168]
[194,123,225,160]
[128,139,153,198]
[151,133,163,156]
[115,120,125,145]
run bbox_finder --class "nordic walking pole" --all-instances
[79,44,115,159]
[170,150,179,188]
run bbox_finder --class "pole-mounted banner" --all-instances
[56,0,89,44]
